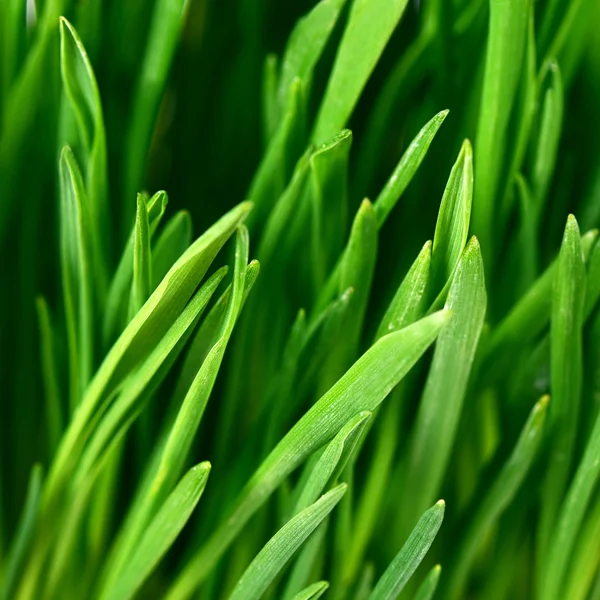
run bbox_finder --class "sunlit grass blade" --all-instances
[370,500,445,600]
[167,310,449,598]
[101,462,211,600]
[128,194,152,319]
[228,484,347,600]
[446,395,549,599]
[290,581,329,600]
[312,0,410,143]
[404,238,486,525]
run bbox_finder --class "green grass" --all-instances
[1,0,599,599]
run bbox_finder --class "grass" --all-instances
[0,0,599,599]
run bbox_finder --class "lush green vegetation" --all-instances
[1,0,600,598]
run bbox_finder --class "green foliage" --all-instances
[1,1,599,600]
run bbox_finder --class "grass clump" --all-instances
[1,0,600,599]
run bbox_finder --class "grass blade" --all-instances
[228,485,347,600]
[414,565,442,600]
[102,462,211,600]
[312,0,410,143]
[370,500,445,600]
[290,581,329,600]
[128,194,152,319]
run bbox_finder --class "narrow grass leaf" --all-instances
[405,238,486,522]
[370,500,445,600]
[540,214,586,561]
[102,462,211,600]
[312,0,410,143]
[431,139,473,293]
[447,395,549,600]
[373,110,448,228]
[59,145,94,413]
[167,310,449,599]
[228,485,347,600]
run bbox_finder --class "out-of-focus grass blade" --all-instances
[308,129,352,291]
[447,395,549,600]
[542,396,600,600]
[584,240,600,317]
[376,241,431,338]
[369,500,445,600]
[414,565,441,600]
[45,202,251,505]
[1,464,43,600]
[59,17,109,290]
[531,62,563,212]
[539,214,586,563]
[1,0,26,98]
[167,310,449,599]
[59,145,94,413]
[404,238,486,523]
[228,485,347,600]
[473,0,529,266]
[563,495,600,600]
[35,297,64,454]
[123,0,190,225]
[103,191,168,345]
[277,0,348,123]
[262,54,279,143]
[128,195,152,319]
[312,0,410,143]
[290,581,329,600]
[431,139,473,293]
[151,210,193,290]
[101,231,253,594]
[101,462,210,600]
[373,110,449,228]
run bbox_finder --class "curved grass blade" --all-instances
[431,139,473,293]
[167,310,449,599]
[312,0,410,143]
[152,210,192,290]
[370,500,445,600]
[404,238,486,523]
[228,485,347,600]
[101,462,211,600]
[447,395,549,600]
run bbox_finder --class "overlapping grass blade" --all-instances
[128,194,152,318]
[151,210,192,289]
[290,581,329,600]
[414,565,442,600]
